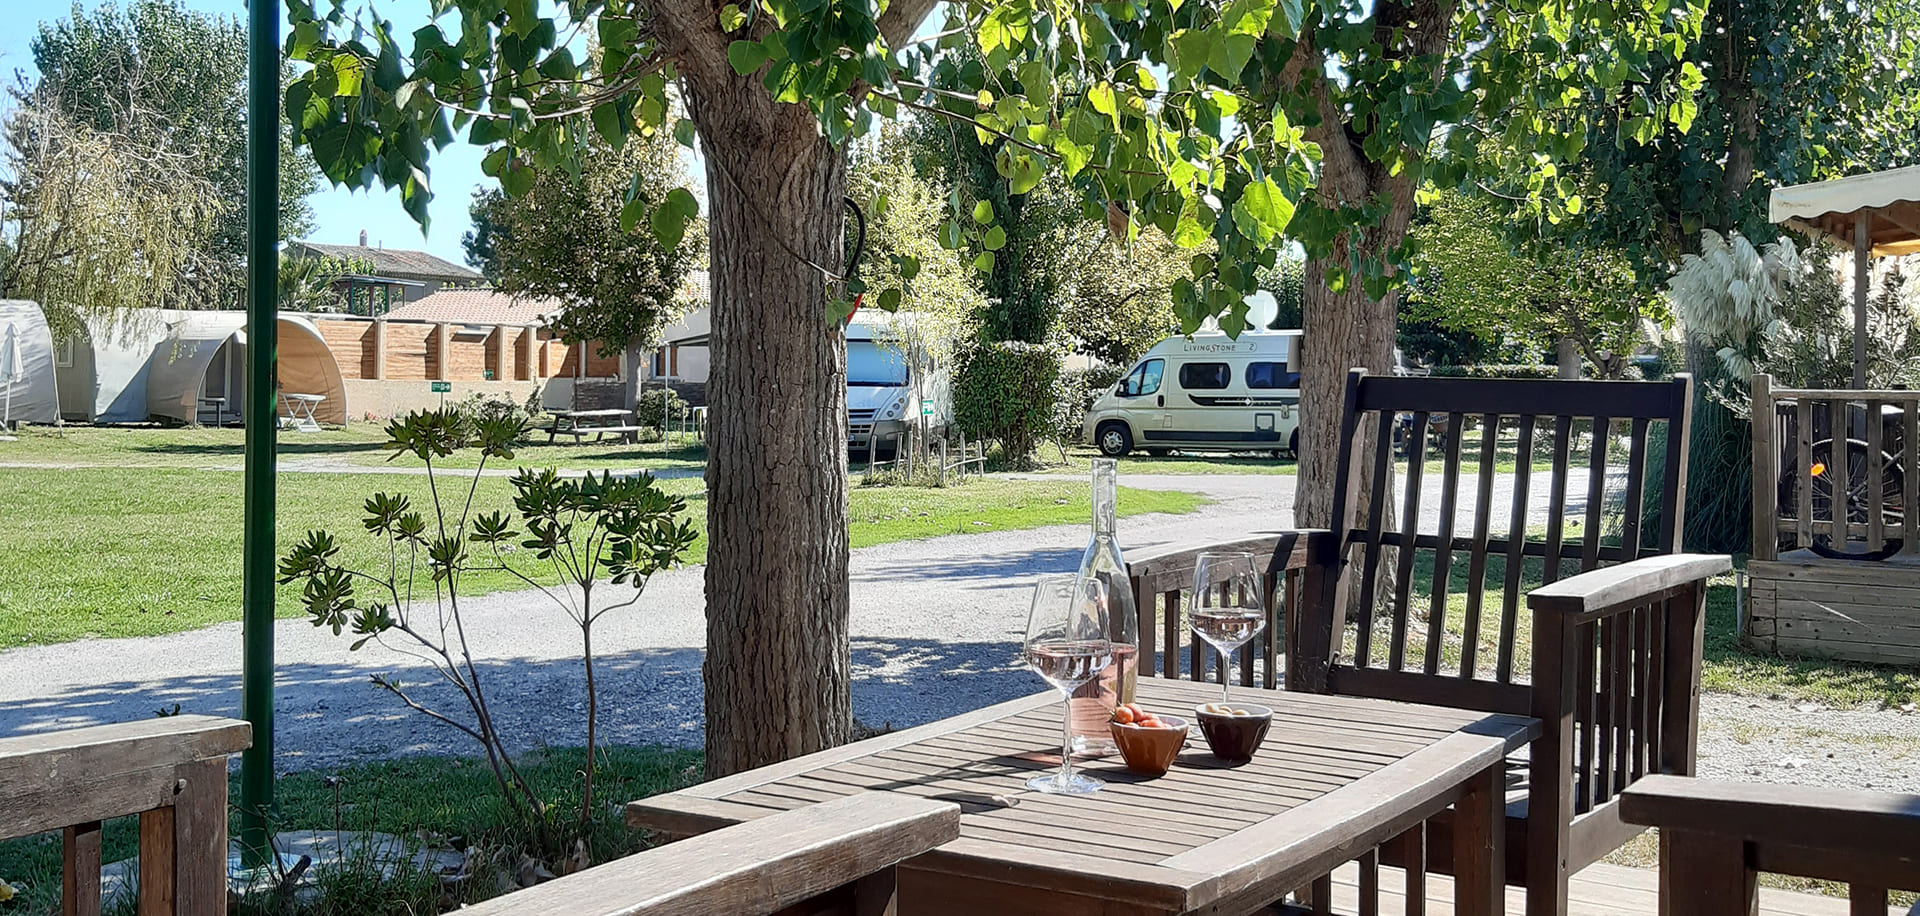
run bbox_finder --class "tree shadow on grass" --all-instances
[134,440,392,458]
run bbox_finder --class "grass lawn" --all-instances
[0,464,1202,646]
[0,746,705,915]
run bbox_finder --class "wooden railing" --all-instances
[0,715,251,916]
[1124,531,1319,688]
[1621,774,1920,915]
[463,792,958,915]
[1751,373,1920,559]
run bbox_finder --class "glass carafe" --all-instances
[1068,458,1139,756]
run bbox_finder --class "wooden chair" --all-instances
[1128,369,1731,916]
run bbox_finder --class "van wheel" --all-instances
[1288,429,1300,459]
[1097,422,1133,457]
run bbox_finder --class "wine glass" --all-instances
[1022,574,1112,795]
[1191,551,1266,704]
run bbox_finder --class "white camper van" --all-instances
[1082,330,1303,458]
[846,313,952,453]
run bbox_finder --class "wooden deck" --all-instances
[1315,861,1905,915]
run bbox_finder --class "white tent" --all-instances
[146,313,348,426]
[1770,164,1920,387]
[0,300,62,426]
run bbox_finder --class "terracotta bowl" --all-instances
[1108,715,1189,776]
[1193,703,1273,762]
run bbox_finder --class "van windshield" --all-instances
[848,341,909,386]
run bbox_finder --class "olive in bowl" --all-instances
[1193,703,1273,762]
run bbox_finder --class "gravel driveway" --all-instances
[1,470,1913,794]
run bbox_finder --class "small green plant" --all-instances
[278,408,696,862]
[633,387,686,430]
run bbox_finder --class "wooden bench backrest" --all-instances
[1294,370,1694,713]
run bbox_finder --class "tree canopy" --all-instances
[1405,191,1661,376]
[28,0,321,293]
[462,123,701,354]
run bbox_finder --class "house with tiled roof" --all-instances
[286,232,485,304]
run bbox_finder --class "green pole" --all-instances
[241,0,280,866]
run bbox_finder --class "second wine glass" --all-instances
[1022,574,1112,795]
[1190,552,1266,704]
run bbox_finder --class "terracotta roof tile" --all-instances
[384,288,561,326]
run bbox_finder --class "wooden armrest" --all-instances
[0,715,251,839]
[1126,529,1330,580]
[1527,553,1730,616]
[458,792,960,915]
[1620,774,1920,854]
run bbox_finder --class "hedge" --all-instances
[955,341,1061,461]
[1426,364,1560,379]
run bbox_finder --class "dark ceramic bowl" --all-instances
[1193,703,1273,762]
[1109,715,1189,776]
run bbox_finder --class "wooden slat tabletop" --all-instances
[629,678,1537,915]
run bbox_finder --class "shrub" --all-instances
[635,387,687,429]
[1051,364,1125,443]
[1426,364,1559,379]
[954,341,1060,464]
[451,390,538,430]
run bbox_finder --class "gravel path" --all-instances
[2,469,1914,795]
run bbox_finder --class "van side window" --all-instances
[1178,362,1231,390]
[1122,359,1164,397]
[1246,361,1301,389]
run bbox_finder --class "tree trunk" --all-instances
[686,78,853,778]
[1294,258,1399,530]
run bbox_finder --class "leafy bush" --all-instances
[1426,364,1559,379]
[955,341,1060,463]
[450,389,540,430]
[635,387,687,429]
[1051,365,1125,443]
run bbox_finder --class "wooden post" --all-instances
[1660,584,1707,775]
[1750,374,1776,561]
[1527,608,1579,916]
[370,318,387,381]
[1658,829,1756,916]
[433,323,450,382]
[493,324,509,382]
[62,821,102,916]
[1855,213,1870,389]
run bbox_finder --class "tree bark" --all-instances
[684,73,853,778]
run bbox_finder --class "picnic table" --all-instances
[544,408,642,444]
[629,677,1538,915]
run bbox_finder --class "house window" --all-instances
[54,336,75,369]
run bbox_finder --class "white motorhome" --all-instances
[1082,330,1303,458]
[846,313,952,453]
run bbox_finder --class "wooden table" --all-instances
[629,678,1538,916]
[546,408,641,444]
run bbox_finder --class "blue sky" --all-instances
[1,0,492,266]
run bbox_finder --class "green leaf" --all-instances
[719,3,747,30]
[728,40,770,75]
[329,55,366,97]
[1008,154,1042,194]
[877,287,902,311]
[619,197,647,233]
[972,200,995,223]
[480,147,511,176]
[666,187,699,220]
[896,254,920,281]
[1208,33,1256,79]
[973,251,995,274]
[651,204,688,249]
[501,162,534,198]
[983,225,1007,250]
[590,102,626,146]
[940,221,963,249]
[673,119,697,148]
[1088,82,1116,116]
[1231,176,1293,244]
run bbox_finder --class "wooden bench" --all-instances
[0,715,252,916]
[462,792,958,915]
[1128,371,1729,916]
[1621,775,1920,915]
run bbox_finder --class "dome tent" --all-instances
[0,300,62,426]
[146,313,348,426]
